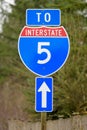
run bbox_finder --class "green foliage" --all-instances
[52,43,87,118]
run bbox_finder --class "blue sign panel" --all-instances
[35,77,53,112]
[26,9,61,26]
[18,26,70,77]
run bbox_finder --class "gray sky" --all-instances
[5,0,15,5]
[0,0,15,32]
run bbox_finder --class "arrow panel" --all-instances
[35,77,53,112]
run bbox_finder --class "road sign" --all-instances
[35,77,53,112]
[26,9,61,26]
[18,26,70,77]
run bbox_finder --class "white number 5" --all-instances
[37,42,51,64]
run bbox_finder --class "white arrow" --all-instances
[38,82,51,108]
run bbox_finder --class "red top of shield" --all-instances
[21,26,67,37]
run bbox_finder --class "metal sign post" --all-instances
[41,112,47,130]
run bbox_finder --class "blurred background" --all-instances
[0,0,87,129]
